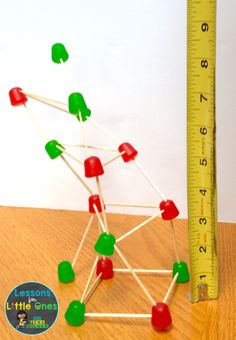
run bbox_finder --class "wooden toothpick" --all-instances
[24,104,48,141]
[60,155,93,195]
[113,269,173,275]
[162,272,179,304]
[62,144,118,152]
[81,256,99,303]
[103,151,126,167]
[96,177,109,234]
[116,210,163,243]
[93,204,106,233]
[115,245,156,306]
[97,218,103,233]
[87,116,121,144]
[21,91,67,106]
[72,215,94,268]
[24,93,69,113]
[133,160,166,201]
[56,145,83,165]
[85,313,152,318]
[105,202,159,209]
[83,273,102,304]
[78,112,88,157]
[170,220,180,263]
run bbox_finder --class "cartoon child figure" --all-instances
[16,310,27,329]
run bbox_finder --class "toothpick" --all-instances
[24,104,48,141]
[87,116,121,144]
[72,215,94,268]
[96,218,103,233]
[116,210,163,243]
[78,112,88,157]
[83,273,102,304]
[24,93,69,113]
[133,160,166,201]
[56,145,83,165]
[92,209,105,260]
[105,202,159,209]
[21,91,67,106]
[60,155,93,195]
[103,151,125,167]
[114,245,156,306]
[113,269,173,275]
[81,256,99,303]
[96,177,109,234]
[93,204,106,234]
[85,313,152,318]
[62,144,118,152]
[170,220,180,263]
[162,272,179,304]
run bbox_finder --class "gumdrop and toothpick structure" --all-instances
[9,43,190,332]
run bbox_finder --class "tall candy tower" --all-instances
[9,43,190,332]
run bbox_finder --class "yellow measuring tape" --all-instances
[187,0,218,302]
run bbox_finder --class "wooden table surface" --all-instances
[0,206,235,339]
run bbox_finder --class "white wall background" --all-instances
[0,0,235,222]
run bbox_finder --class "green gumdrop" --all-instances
[45,140,64,159]
[173,261,190,283]
[51,43,69,63]
[58,261,75,283]
[68,92,91,121]
[65,300,85,326]
[68,92,86,114]
[94,232,116,256]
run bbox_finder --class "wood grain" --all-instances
[0,206,235,339]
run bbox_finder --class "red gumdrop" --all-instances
[159,199,179,220]
[118,142,138,162]
[9,87,27,106]
[151,302,172,331]
[88,194,105,213]
[84,156,104,178]
[96,258,113,279]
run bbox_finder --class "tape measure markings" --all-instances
[187,0,218,302]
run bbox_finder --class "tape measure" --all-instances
[187,0,218,302]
